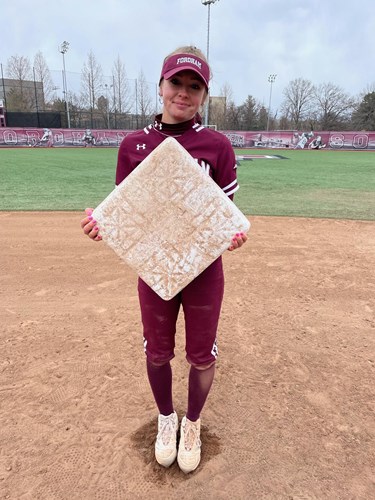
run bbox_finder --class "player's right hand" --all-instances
[80,208,102,241]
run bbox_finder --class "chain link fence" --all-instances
[1,68,160,130]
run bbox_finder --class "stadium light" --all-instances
[266,73,277,132]
[201,0,220,126]
[104,83,113,129]
[59,41,71,129]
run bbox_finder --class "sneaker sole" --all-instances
[177,454,201,474]
[156,448,177,468]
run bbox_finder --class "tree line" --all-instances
[2,51,375,131]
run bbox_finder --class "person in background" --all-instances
[82,128,96,146]
[38,128,53,147]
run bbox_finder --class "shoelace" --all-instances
[159,416,176,446]
[182,421,201,451]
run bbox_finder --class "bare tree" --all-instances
[112,55,132,114]
[136,69,153,126]
[6,55,33,111]
[33,51,55,106]
[212,82,234,129]
[208,96,226,129]
[6,54,32,81]
[80,51,104,111]
[281,77,315,128]
[313,82,355,130]
[220,82,234,104]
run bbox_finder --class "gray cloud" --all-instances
[2,0,374,114]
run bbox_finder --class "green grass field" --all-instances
[1,147,374,220]
[235,149,375,220]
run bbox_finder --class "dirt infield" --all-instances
[1,212,374,499]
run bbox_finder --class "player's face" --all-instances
[160,70,207,124]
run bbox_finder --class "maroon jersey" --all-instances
[116,117,239,200]
[116,115,238,364]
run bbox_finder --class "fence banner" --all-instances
[0,127,375,150]
[220,130,375,150]
[0,128,131,148]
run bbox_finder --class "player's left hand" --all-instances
[81,208,102,241]
[228,232,248,251]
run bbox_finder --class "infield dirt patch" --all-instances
[1,212,374,499]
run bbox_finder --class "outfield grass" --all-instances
[0,147,374,220]
[235,149,375,220]
[0,148,117,211]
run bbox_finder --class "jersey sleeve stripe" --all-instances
[222,179,238,191]
[224,185,240,197]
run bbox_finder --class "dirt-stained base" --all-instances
[1,212,374,500]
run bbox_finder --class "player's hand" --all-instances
[228,232,247,251]
[80,208,102,241]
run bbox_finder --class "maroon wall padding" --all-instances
[1,128,375,150]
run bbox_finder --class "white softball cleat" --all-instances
[155,411,179,467]
[177,416,202,473]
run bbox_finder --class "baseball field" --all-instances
[1,147,374,499]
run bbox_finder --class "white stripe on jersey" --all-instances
[222,178,239,197]
[222,178,238,192]
[225,185,240,197]
[143,125,152,134]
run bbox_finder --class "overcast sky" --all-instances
[2,0,374,113]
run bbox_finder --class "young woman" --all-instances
[81,45,247,473]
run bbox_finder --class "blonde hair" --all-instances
[164,45,207,62]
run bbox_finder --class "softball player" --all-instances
[81,45,247,473]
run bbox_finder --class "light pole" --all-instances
[201,0,220,126]
[59,41,71,128]
[112,75,117,129]
[266,73,277,132]
[104,84,111,128]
